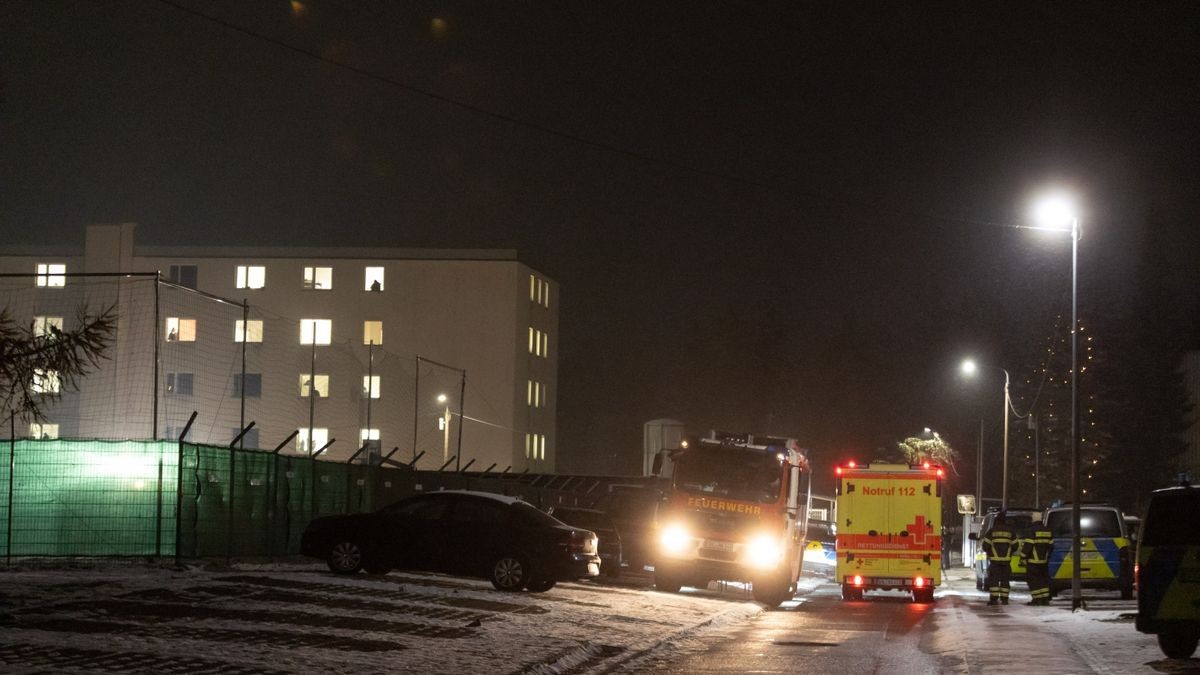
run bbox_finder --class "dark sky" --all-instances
[3,1,1198,477]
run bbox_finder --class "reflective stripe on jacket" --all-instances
[1021,528,1053,565]
[982,527,1016,562]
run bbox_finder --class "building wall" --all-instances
[1183,350,1200,481]
[0,224,559,473]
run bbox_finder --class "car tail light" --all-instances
[568,530,598,555]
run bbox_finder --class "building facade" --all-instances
[0,224,559,472]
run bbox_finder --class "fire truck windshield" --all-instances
[674,446,783,503]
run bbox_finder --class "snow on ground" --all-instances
[0,560,763,674]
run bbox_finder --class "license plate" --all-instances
[874,578,902,586]
[1082,552,1102,561]
[703,539,736,552]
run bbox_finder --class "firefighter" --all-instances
[981,511,1016,605]
[1020,524,1054,605]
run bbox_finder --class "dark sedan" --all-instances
[300,490,600,592]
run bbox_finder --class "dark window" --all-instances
[166,373,193,396]
[1045,508,1123,538]
[234,373,262,398]
[388,496,449,521]
[512,501,561,528]
[1141,492,1200,546]
[168,265,198,289]
[448,498,508,525]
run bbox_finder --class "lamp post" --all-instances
[437,393,450,464]
[961,359,1013,511]
[1028,194,1082,611]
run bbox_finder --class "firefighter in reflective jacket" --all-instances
[1020,525,1053,606]
[981,512,1016,605]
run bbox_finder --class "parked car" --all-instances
[1043,502,1134,599]
[971,507,1041,591]
[1136,480,1200,659]
[592,483,664,575]
[300,490,600,592]
[549,506,622,577]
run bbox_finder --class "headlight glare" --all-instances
[745,534,782,568]
[659,524,692,555]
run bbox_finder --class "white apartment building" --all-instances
[0,223,559,472]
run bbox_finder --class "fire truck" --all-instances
[653,431,811,607]
[834,461,943,603]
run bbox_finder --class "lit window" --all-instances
[365,266,385,291]
[234,319,263,343]
[234,373,262,398]
[36,263,66,287]
[529,327,535,354]
[299,374,329,398]
[360,428,380,443]
[166,373,194,396]
[527,379,533,406]
[300,319,332,345]
[236,265,266,289]
[542,282,550,308]
[33,316,64,338]
[539,434,546,460]
[167,265,198,288]
[30,422,59,439]
[541,332,549,358]
[362,375,381,399]
[303,266,333,290]
[525,433,532,458]
[32,369,61,394]
[363,321,383,345]
[165,317,197,342]
[297,428,329,454]
[529,274,536,302]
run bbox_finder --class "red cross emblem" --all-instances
[907,515,928,544]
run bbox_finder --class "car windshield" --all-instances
[1141,491,1200,546]
[673,446,784,503]
[1045,509,1123,538]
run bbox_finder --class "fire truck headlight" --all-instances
[745,534,782,569]
[660,524,692,555]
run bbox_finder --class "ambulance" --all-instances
[835,461,943,603]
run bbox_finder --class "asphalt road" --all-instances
[628,568,1163,674]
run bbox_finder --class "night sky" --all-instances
[3,2,1198,481]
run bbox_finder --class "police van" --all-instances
[1043,502,1134,599]
[1136,480,1200,659]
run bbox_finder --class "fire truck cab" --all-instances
[835,461,944,603]
[653,431,811,607]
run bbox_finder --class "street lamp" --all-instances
[961,359,1013,511]
[1028,192,1082,611]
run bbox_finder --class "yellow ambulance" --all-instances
[835,461,943,603]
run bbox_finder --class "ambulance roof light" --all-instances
[922,461,931,469]
[848,460,857,468]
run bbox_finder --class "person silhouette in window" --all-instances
[370,279,381,292]
[167,327,178,342]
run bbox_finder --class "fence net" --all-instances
[2,439,658,560]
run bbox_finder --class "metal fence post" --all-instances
[7,412,14,565]
[175,411,198,566]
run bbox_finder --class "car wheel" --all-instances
[490,554,529,591]
[654,565,685,593]
[1157,631,1199,659]
[841,583,863,601]
[753,576,792,607]
[327,540,364,574]
[525,578,557,593]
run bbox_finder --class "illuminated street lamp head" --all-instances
[961,359,978,376]
[436,394,447,404]
[1032,193,1076,231]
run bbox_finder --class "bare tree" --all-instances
[0,304,117,423]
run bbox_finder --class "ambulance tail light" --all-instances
[852,575,864,587]
[913,576,925,588]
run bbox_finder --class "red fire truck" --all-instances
[653,431,811,607]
